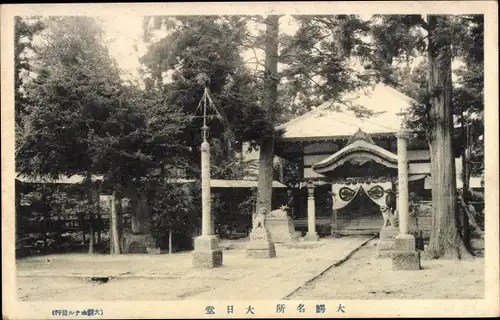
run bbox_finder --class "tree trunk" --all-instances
[458,194,484,238]
[460,114,471,248]
[110,189,121,255]
[256,15,279,219]
[77,193,85,244]
[109,199,114,255]
[41,188,49,253]
[168,228,172,255]
[424,15,472,260]
[256,138,275,216]
[80,210,85,244]
[130,189,140,234]
[41,214,47,253]
[116,191,123,233]
[96,186,102,244]
[86,177,95,254]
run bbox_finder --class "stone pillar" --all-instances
[392,115,421,270]
[193,137,223,268]
[201,140,211,236]
[304,182,319,241]
[397,134,409,234]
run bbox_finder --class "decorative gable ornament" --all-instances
[348,156,372,166]
[347,128,375,145]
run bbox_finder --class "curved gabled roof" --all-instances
[277,83,415,140]
[312,139,398,174]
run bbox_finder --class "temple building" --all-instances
[265,82,477,238]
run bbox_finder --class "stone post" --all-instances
[201,140,211,236]
[397,132,410,235]
[192,129,223,268]
[392,111,420,270]
[305,181,319,241]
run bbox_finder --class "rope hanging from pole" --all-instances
[194,85,233,143]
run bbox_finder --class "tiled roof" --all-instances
[168,179,287,188]
[277,83,416,140]
[16,175,287,188]
[16,174,104,184]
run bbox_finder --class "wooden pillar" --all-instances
[331,187,338,237]
[305,181,319,241]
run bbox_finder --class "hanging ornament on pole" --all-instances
[192,73,225,268]
[192,72,234,236]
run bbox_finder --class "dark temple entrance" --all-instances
[335,188,383,235]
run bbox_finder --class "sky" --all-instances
[101,14,301,82]
[102,15,145,81]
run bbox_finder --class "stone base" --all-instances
[304,231,320,242]
[394,234,416,251]
[192,249,223,268]
[391,233,420,270]
[375,227,399,258]
[246,228,276,259]
[266,215,299,243]
[379,226,399,240]
[193,235,223,268]
[375,241,395,258]
[194,235,219,251]
[392,250,421,270]
[246,247,277,258]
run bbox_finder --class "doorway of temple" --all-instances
[335,187,383,235]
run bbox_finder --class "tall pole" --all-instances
[201,121,211,236]
[396,110,410,235]
[396,130,410,235]
[192,86,223,268]
[392,109,421,270]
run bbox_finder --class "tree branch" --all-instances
[417,15,430,31]
[414,34,430,48]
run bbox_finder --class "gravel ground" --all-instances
[16,237,483,301]
[16,236,371,301]
[288,240,485,300]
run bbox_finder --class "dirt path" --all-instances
[287,241,485,300]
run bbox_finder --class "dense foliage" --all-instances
[141,16,274,158]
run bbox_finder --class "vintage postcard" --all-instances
[1,1,499,319]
